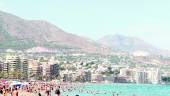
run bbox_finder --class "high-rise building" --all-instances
[5,55,21,71]
[119,68,136,83]
[135,69,148,84]
[2,62,9,73]
[50,64,59,80]
[147,68,161,84]
[28,60,41,77]
[0,61,4,72]
[41,60,60,80]
[20,58,28,79]
[4,54,28,79]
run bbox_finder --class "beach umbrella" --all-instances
[10,81,22,86]
[22,82,29,86]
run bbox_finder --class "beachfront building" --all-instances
[60,70,74,82]
[0,61,9,77]
[40,59,60,80]
[2,54,29,79]
[135,69,148,84]
[48,56,60,80]
[103,75,114,82]
[147,68,161,84]
[84,71,92,82]
[0,61,3,71]
[119,67,162,84]
[20,58,29,79]
[119,68,136,83]
[28,58,60,80]
[91,73,104,82]
[41,61,50,79]
[60,69,92,82]
[28,60,42,79]
[5,55,21,72]
[62,73,70,82]
[50,64,60,80]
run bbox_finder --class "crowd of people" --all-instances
[0,85,19,96]
[0,81,112,96]
[0,81,61,96]
[0,81,131,96]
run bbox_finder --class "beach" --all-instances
[1,81,170,96]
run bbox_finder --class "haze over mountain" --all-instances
[0,11,105,53]
[0,10,169,55]
[98,35,170,56]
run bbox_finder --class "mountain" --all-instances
[0,11,169,55]
[0,11,104,53]
[98,34,170,56]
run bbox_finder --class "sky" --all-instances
[0,0,170,50]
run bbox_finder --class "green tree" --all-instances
[162,77,170,83]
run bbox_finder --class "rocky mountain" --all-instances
[0,11,169,56]
[0,11,106,53]
[98,34,170,56]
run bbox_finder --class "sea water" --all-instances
[62,83,170,96]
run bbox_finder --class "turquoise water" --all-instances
[62,83,170,96]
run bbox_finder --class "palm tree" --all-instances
[3,71,9,79]
[11,70,22,80]
[0,71,4,79]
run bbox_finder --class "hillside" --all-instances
[0,11,103,53]
[0,11,169,56]
[98,34,170,56]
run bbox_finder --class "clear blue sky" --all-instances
[0,0,170,50]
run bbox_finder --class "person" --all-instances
[0,89,3,96]
[116,93,119,96]
[38,91,42,96]
[16,91,18,96]
[55,86,60,96]
[46,86,51,96]
[10,90,13,96]
[13,88,18,96]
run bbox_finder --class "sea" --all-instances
[61,83,170,96]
